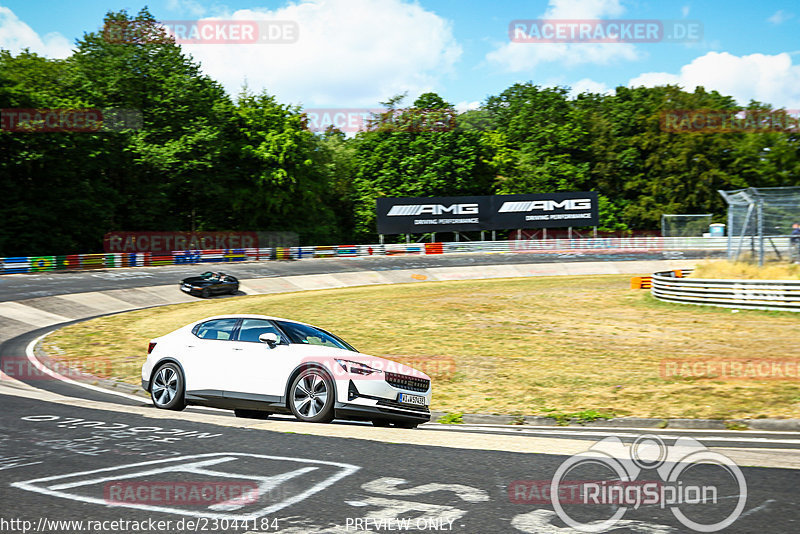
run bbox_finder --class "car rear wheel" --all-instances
[150,363,186,411]
[234,409,271,419]
[289,368,335,423]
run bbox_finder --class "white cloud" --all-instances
[0,7,72,58]
[568,78,612,97]
[767,10,794,25]
[629,51,800,109]
[455,100,480,113]
[182,0,462,107]
[485,0,639,73]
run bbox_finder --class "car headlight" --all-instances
[335,359,383,376]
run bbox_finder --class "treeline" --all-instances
[1,9,798,256]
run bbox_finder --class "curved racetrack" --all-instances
[1,252,798,533]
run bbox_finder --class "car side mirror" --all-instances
[259,332,279,348]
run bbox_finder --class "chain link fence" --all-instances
[661,214,713,237]
[719,187,800,265]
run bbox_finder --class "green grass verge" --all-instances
[43,274,800,420]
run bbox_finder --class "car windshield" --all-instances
[275,320,357,352]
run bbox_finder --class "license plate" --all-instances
[180,286,191,292]
[398,393,426,406]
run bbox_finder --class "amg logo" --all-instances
[498,199,592,213]
[387,204,480,216]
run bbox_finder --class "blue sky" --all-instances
[1,0,799,110]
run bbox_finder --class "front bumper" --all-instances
[335,403,430,424]
[141,379,150,392]
[179,284,201,296]
[335,379,431,423]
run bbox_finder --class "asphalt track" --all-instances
[0,249,719,302]
[2,250,798,533]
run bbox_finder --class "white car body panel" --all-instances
[141,314,432,424]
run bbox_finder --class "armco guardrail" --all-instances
[651,269,800,312]
[0,236,729,275]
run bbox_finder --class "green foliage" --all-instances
[545,409,615,426]
[2,9,800,255]
[438,412,464,424]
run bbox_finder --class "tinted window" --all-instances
[195,318,238,340]
[275,321,357,352]
[238,319,283,343]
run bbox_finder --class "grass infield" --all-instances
[43,274,800,421]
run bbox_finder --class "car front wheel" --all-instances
[289,368,335,423]
[150,363,186,411]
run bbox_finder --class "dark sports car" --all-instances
[180,271,239,298]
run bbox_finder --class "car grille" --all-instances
[385,372,430,393]
[377,399,430,414]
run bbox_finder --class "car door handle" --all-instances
[232,348,243,351]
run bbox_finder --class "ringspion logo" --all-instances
[547,434,747,532]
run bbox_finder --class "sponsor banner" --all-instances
[103,232,259,253]
[493,191,599,230]
[376,196,490,234]
[375,193,599,234]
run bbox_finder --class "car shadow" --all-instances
[182,289,247,299]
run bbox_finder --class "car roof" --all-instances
[193,314,314,328]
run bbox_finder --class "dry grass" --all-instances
[44,275,800,420]
[690,260,800,280]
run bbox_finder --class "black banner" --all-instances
[376,192,598,234]
[492,191,599,230]
[376,196,491,234]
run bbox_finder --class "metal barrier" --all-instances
[651,269,800,312]
[0,237,730,275]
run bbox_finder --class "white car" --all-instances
[141,314,431,428]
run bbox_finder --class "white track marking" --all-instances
[12,452,360,520]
